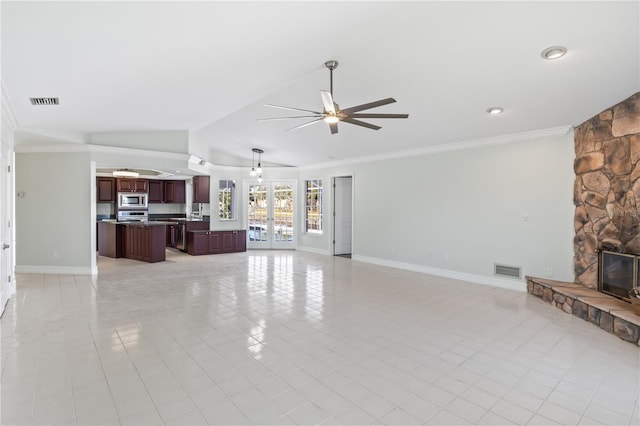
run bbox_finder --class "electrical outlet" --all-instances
[53,251,58,259]
[546,268,553,278]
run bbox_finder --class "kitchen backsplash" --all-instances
[148,203,186,215]
[96,203,115,216]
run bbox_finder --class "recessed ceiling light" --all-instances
[486,106,504,115]
[541,46,567,60]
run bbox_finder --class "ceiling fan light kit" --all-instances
[259,60,408,134]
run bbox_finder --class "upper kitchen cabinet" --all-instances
[164,180,185,204]
[148,180,163,203]
[192,176,210,203]
[148,180,185,203]
[117,178,149,193]
[96,177,116,202]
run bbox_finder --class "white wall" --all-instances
[11,129,575,291]
[15,152,93,274]
[299,131,575,290]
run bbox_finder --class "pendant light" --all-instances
[250,148,264,182]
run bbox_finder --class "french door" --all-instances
[246,181,295,249]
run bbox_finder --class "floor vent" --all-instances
[29,97,59,106]
[494,263,522,279]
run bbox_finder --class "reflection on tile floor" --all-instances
[1,250,639,425]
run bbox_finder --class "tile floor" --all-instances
[1,250,639,425]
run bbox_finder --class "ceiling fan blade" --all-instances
[329,122,338,134]
[340,98,397,114]
[286,117,324,132]
[320,91,336,114]
[258,115,321,121]
[347,113,409,119]
[341,117,382,131]
[264,104,322,114]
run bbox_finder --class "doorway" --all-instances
[333,176,353,257]
[246,181,296,249]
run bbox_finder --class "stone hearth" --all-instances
[527,276,640,346]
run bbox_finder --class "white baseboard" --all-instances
[296,245,332,256]
[15,265,94,275]
[352,254,527,292]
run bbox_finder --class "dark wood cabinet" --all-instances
[117,178,149,193]
[185,220,209,232]
[96,177,116,202]
[233,230,247,252]
[187,230,246,255]
[189,232,210,255]
[148,180,163,203]
[98,221,123,257]
[122,224,165,262]
[147,180,185,203]
[164,180,185,203]
[192,176,210,203]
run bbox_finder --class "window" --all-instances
[218,180,235,220]
[305,179,322,234]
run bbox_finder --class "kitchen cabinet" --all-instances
[117,178,149,193]
[122,224,166,262]
[192,176,210,203]
[148,180,163,203]
[96,177,116,202]
[186,230,246,255]
[98,221,123,257]
[164,180,185,203]
[147,180,185,203]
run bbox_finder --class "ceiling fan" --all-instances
[259,60,409,134]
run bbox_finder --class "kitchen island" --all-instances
[98,221,173,263]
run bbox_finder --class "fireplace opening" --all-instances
[599,250,639,301]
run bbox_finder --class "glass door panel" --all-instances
[246,181,295,249]
[273,183,293,244]
[248,184,269,247]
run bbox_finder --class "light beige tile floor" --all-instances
[1,250,639,425]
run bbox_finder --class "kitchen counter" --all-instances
[102,219,178,226]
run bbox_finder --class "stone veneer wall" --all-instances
[574,92,640,288]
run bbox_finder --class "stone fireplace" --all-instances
[526,92,640,346]
[574,92,640,292]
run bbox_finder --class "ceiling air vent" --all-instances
[494,263,522,279]
[29,97,59,106]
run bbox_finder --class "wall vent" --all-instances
[494,263,522,279]
[29,97,59,106]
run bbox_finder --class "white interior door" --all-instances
[1,126,15,315]
[246,181,295,249]
[334,176,353,256]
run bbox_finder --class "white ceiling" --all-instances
[2,1,639,167]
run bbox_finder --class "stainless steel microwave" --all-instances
[118,192,148,209]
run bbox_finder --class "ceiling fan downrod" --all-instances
[325,60,338,97]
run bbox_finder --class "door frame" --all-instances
[244,179,297,250]
[333,175,354,256]
[1,94,17,316]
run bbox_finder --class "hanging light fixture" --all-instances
[112,168,139,178]
[250,148,264,182]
